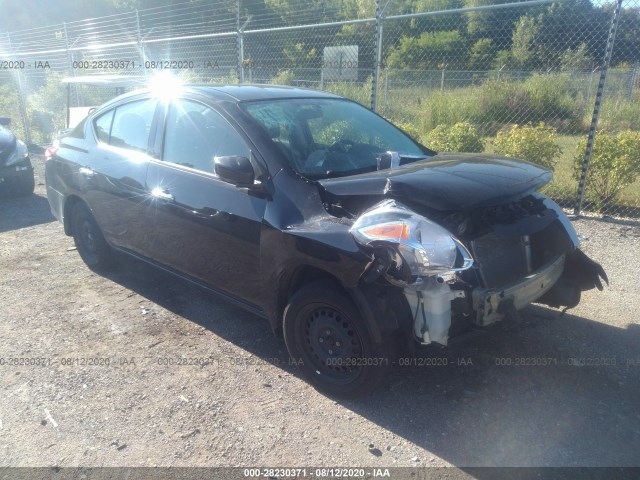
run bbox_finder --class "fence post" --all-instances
[236,2,252,84]
[587,66,598,104]
[135,9,146,77]
[383,66,389,114]
[237,1,243,83]
[371,0,390,111]
[14,72,30,145]
[628,61,638,102]
[62,22,81,117]
[6,33,31,145]
[573,0,624,217]
[63,23,73,76]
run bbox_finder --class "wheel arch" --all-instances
[275,264,413,351]
[62,194,86,236]
[274,264,345,336]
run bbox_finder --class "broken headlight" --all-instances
[350,200,473,277]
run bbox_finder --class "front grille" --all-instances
[471,233,529,289]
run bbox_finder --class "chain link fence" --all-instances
[1,0,639,218]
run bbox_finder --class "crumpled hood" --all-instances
[0,126,17,164]
[318,153,552,211]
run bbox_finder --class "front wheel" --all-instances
[71,202,114,271]
[283,281,391,398]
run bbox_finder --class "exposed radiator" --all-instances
[471,233,529,289]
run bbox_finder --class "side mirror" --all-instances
[214,155,255,187]
[0,117,11,126]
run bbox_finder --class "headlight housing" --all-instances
[6,140,29,166]
[350,200,473,277]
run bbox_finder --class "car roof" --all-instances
[187,84,342,101]
[90,83,347,117]
[105,83,343,104]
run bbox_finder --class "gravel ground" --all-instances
[0,155,639,472]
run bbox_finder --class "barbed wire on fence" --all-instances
[0,0,639,218]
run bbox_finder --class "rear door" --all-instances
[145,97,267,308]
[83,97,159,255]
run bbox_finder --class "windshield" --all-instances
[243,98,432,179]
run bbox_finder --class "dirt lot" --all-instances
[1,155,639,472]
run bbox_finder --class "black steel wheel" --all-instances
[283,280,390,398]
[71,202,114,271]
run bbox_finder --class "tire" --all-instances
[71,202,114,271]
[283,280,391,398]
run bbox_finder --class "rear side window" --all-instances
[94,99,157,152]
[68,118,87,139]
[94,110,113,143]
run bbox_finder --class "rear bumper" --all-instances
[0,157,33,183]
[472,254,566,326]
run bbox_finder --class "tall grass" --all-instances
[383,73,589,138]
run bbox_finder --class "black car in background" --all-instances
[45,85,607,397]
[0,117,34,196]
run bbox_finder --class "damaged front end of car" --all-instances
[348,195,608,347]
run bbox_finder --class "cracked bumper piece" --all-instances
[472,254,565,326]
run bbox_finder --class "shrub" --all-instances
[391,121,422,142]
[426,122,485,152]
[270,69,295,86]
[0,83,24,139]
[493,123,562,170]
[26,71,67,144]
[573,130,640,211]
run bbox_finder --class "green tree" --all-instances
[387,30,467,69]
[469,38,494,69]
[511,15,540,68]
[560,43,593,71]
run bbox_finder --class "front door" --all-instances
[145,98,267,308]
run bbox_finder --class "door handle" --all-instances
[151,187,175,202]
[194,206,220,219]
[79,166,95,177]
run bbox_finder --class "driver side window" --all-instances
[162,100,250,174]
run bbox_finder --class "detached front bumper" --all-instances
[472,254,566,326]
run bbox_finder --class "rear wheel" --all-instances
[283,281,391,398]
[71,202,114,271]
